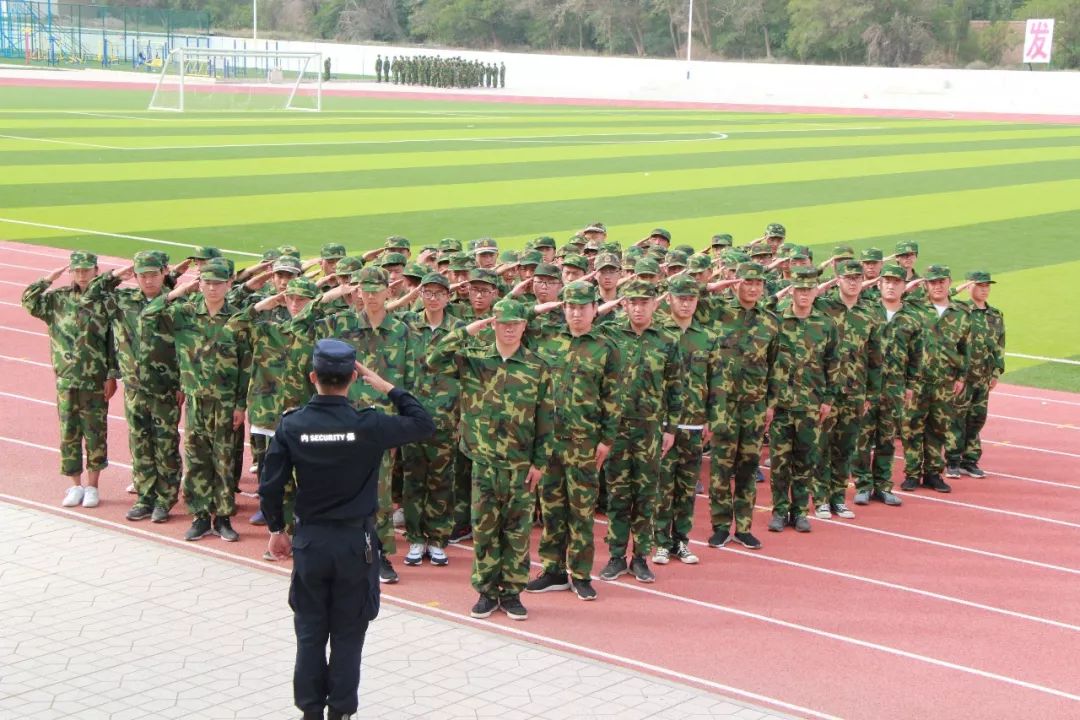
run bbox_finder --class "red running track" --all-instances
[1,243,1078,719]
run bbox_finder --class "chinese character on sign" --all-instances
[1023,19,1055,64]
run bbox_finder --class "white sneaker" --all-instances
[815,503,832,520]
[403,542,426,566]
[81,487,100,508]
[428,546,449,566]
[125,483,136,494]
[832,503,856,519]
[652,547,670,565]
[62,486,85,507]
[247,463,259,475]
[674,541,699,565]
[392,507,405,527]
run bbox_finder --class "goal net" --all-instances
[148,48,322,112]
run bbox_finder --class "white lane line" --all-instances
[0,133,117,149]
[989,413,1080,430]
[987,469,1078,491]
[0,495,842,720]
[0,325,47,338]
[0,261,75,272]
[901,492,1080,529]
[441,531,1080,703]
[0,279,30,287]
[0,218,261,258]
[0,436,132,470]
[1006,352,1080,366]
[0,300,20,308]
[0,354,50,368]
[0,391,128,425]
[995,391,1080,408]
[982,439,1080,460]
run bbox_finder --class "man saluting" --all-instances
[259,339,435,720]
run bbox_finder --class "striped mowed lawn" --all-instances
[0,84,1077,391]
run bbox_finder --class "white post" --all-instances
[686,0,693,80]
[253,0,258,40]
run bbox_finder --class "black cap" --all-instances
[312,339,356,375]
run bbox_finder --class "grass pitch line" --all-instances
[1005,352,1080,366]
[0,217,261,258]
[0,133,116,149]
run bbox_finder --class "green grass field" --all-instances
[1,84,1078,391]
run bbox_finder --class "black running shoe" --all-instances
[525,570,570,593]
[599,556,627,581]
[733,532,762,550]
[923,473,952,493]
[960,463,986,478]
[448,526,472,544]
[470,594,498,619]
[500,594,528,621]
[629,555,655,583]
[571,577,597,601]
[184,516,212,541]
[213,516,239,542]
[379,557,399,584]
[126,505,152,522]
[945,464,961,478]
[900,477,919,492]
[707,526,730,547]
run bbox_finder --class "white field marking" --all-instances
[0,391,128,425]
[0,245,124,267]
[0,133,116,149]
[0,354,49,368]
[1006,352,1080,366]
[0,494,840,720]
[583,518,1080,633]
[0,279,29,287]
[0,436,133,470]
[439,532,1080,702]
[64,111,175,122]
[996,391,1080,408]
[900,492,1080,529]
[989,413,1080,430]
[0,218,261,258]
[0,325,47,338]
[63,109,521,122]
[985,469,1079,490]
[0,261,77,273]
[0,301,20,308]
[982,439,1080,459]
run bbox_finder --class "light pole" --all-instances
[686,0,693,79]
[253,0,258,41]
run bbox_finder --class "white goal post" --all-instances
[148,48,323,112]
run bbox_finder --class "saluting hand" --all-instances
[509,277,532,298]
[254,293,285,312]
[465,316,496,336]
[356,361,394,394]
[114,264,136,282]
[45,265,68,284]
[168,279,200,301]
[171,257,193,276]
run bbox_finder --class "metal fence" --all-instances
[0,0,210,68]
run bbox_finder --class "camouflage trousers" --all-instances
[182,395,237,519]
[947,380,991,465]
[470,461,532,598]
[537,442,598,581]
[375,452,397,555]
[56,387,108,476]
[903,381,963,481]
[769,409,822,518]
[605,419,661,558]
[123,386,181,511]
[853,392,902,493]
[453,447,473,531]
[229,419,245,493]
[709,398,767,533]
[249,433,268,475]
[655,428,704,550]
[816,398,864,505]
[401,430,455,548]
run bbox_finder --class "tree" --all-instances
[785,0,873,63]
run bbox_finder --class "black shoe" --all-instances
[960,463,986,478]
[793,515,812,533]
[379,557,399,584]
[872,490,903,506]
[448,526,472,544]
[707,526,730,547]
[733,532,762,549]
[629,555,655,583]
[945,464,961,478]
[767,513,785,532]
[470,594,498,618]
[126,505,152,522]
[500,594,528,621]
[302,710,324,720]
[571,577,597,601]
[900,477,918,492]
[923,473,952,493]
[525,570,570,593]
[327,710,355,720]
[184,516,212,541]
[599,556,627,581]
[213,516,239,542]
[150,506,169,523]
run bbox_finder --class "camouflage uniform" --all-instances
[86,256,181,511]
[530,282,623,582]
[22,251,113,477]
[426,301,555,600]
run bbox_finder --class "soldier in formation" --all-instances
[389,55,505,89]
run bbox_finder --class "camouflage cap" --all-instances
[473,237,499,254]
[724,250,751,266]
[879,263,905,280]
[438,237,462,253]
[278,245,301,259]
[649,228,672,242]
[634,258,661,276]
[837,259,864,277]
[492,298,527,322]
[668,275,700,297]
[833,245,856,261]
[966,270,996,284]
[688,254,713,273]
[468,268,500,286]
[498,250,520,266]
[622,279,658,299]
[518,249,543,267]
[353,266,389,290]
[765,222,786,238]
[562,280,599,305]
[383,235,410,251]
[132,251,163,273]
[285,276,319,299]
[261,248,282,262]
[379,251,408,268]
[420,272,451,290]
[583,239,602,253]
[420,244,438,254]
[736,262,767,281]
[648,245,668,260]
[895,240,919,256]
[594,252,621,271]
[272,256,303,275]
[532,263,561,279]
[148,250,170,266]
[567,233,588,248]
[199,258,232,281]
[665,251,689,269]
[790,266,820,289]
[672,244,696,257]
[748,242,773,258]
[447,253,475,273]
[320,243,347,260]
[711,233,734,247]
[532,235,556,249]
[583,222,607,234]
[861,247,884,262]
[335,256,363,276]
[562,254,589,272]
[790,245,812,261]
[600,241,622,255]
[924,264,951,281]
[402,262,427,280]
[188,246,222,261]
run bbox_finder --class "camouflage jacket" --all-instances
[426,327,555,471]
[84,272,178,394]
[22,279,115,391]
[403,310,465,433]
[876,302,923,395]
[955,301,1005,382]
[227,304,312,428]
[909,301,971,384]
[660,316,727,430]
[142,294,251,407]
[599,316,683,428]
[814,294,883,402]
[768,305,840,412]
[713,297,780,403]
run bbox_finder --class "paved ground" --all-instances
[0,501,791,720]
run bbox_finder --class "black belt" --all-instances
[296,515,374,529]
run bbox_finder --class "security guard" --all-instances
[259,339,435,720]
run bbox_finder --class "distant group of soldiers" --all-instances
[23,221,1005,621]
[374,53,506,89]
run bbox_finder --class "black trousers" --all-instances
[290,522,381,715]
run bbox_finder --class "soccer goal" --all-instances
[148,48,323,112]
